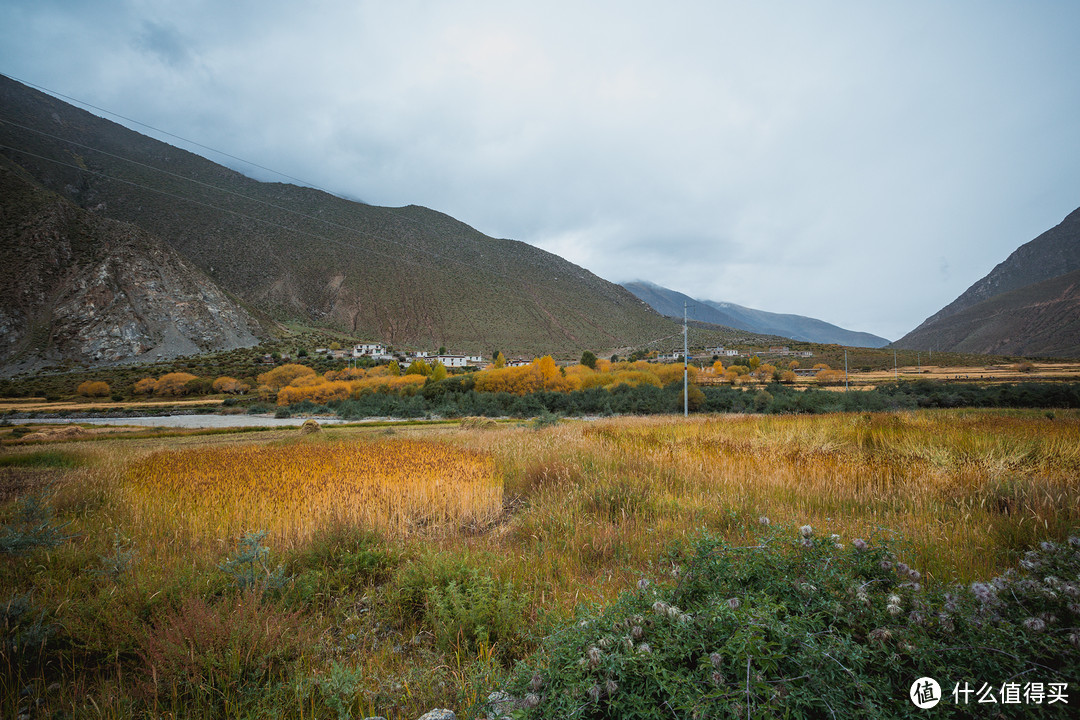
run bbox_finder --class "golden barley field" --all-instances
[2,408,1079,718]
[123,438,500,548]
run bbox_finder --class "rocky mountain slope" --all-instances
[894,206,1080,357]
[0,157,264,373]
[622,281,891,347]
[0,75,676,359]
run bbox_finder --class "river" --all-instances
[29,414,349,429]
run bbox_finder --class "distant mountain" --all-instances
[622,281,891,348]
[0,74,678,360]
[894,207,1080,357]
[0,156,265,373]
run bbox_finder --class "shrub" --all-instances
[133,377,158,394]
[76,380,110,397]
[183,376,214,395]
[289,529,399,606]
[219,531,289,597]
[0,494,73,555]
[212,376,249,394]
[508,524,1080,719]
[1,593,57,669]
[424,569,529,657]
[154,372,199,396]
[257,363,316,390]
[390,553,530,657]
[531,409,561,429]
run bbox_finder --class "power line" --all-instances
[0,141,491,282]
[0,141,652,349]
[1,72,333,194]
[0,73,679,349]
[0,72,522,263]
[0,115,418,257]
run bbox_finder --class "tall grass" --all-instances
[2,409,1078,718]
[123,437,501,548]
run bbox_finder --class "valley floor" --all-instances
[1,410,1077,718]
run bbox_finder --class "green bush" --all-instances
[288,529,399,607]
[219,531,288,598]
[389,553,530,658]
[0,494,74,556]
[508,524,1080,718]
[425,569,528,657]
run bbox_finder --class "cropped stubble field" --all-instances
[2,408,1078,717]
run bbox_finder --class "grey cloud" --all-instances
[136,20,192,68]
[1,0,1078,341]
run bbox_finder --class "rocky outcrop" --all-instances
[0,158,265,374]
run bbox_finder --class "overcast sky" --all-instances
[2,0,1078,341]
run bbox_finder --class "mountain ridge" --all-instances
[0,75,688,360]
[0,75,789,367]
[894,206,1080,357]
[622,280,891,347]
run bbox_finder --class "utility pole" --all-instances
[894,348,898,381]
[683,302,689,417]
[844,348,849,391]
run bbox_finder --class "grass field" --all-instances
[1,409,1078,718]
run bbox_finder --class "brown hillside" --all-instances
[895,267,1080,357]
[894,205,1080,357]
[0,74,681,358]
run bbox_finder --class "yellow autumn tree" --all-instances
[474,364,542,395]
[257,363,316,390]
[212,376,249,394]
[155,372,199,396]
[77,380,110,397]
[324,367,368,382]
[133,377,158,394]
[405,360,432,376]
[277,380,351,406]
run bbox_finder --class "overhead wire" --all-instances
[0,140,666,349]
[1,72,503,248]
[0,141,501,281]
[1,72,332,193]
[0,115,486,268]
[0,85,599,291]
[0,73,690,350]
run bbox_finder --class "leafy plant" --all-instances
[94,531,137,581]
[1,593,55,669]
[220,531,289,597]
[137,591,311,706]
[425,569,529,657]
[315,661,365,720]
[508,524,1080,718]
[0,494,74,555]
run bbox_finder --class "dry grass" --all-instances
[123,436,501,550]
[453,410,1080,594]
[5,409,1078,718]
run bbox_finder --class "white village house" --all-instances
[436,354,485,368]
[352,343,386,357]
